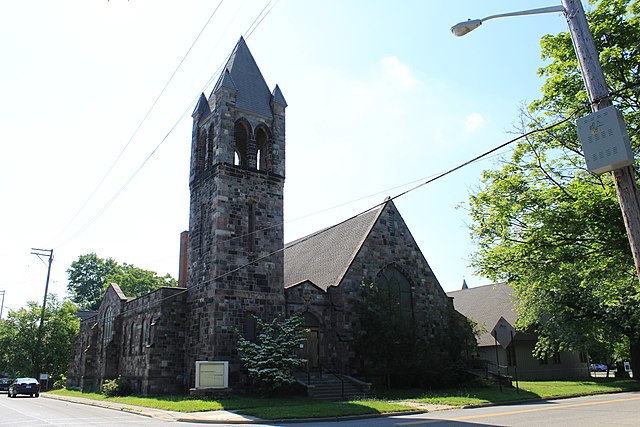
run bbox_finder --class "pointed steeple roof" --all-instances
[192,93,211,118]
[461,278,469,290]
[213,36,273,118]
[272,84,287,107]
[218,70,237,91]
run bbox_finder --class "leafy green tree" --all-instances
[67,253,177,310]
[355,281,418,388]
[67,253,119,310]
[0,295,79,380]
[106,263,177,299]
[235,314,307,394]
[355,282,477,388]
[467,0,640,376]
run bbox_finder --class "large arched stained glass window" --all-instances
[376,266,413,312]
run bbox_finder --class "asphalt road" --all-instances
[0,391,638,426]
[0,393,214,427]
[278,392,640,427]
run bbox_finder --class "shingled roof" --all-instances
[284,204,385,291]
[212,36,274,118]
[447,282,517,347]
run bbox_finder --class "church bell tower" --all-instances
[186,37,287,383]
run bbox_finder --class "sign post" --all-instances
[491,317,517,392]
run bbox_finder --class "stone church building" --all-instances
[67,37,457,394]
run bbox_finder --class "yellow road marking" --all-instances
[396,396,640,425]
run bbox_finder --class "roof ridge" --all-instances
[332,200,390,288]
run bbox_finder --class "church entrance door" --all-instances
[304,329,319,369]
[300,311,321,370]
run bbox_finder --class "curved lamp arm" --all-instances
[451,5,566,36]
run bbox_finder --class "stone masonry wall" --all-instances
[184,81,286,389]
[330,203,454,375]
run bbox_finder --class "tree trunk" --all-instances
[630,335,640,381]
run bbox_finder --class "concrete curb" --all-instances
[43,389,638,424]
[43,393,182,420]
[258,410,426,425]
[42,394,426,424]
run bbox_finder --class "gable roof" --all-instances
[447,282,517,347]
[76,310,98,321]
[284,203,385,291]
[212,36,273,118]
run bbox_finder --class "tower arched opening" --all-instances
[255,125,271,171]
[234,120,250,167]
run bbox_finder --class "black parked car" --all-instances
[7,378,40,398]
[0,378,10,392]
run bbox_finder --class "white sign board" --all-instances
[39,374,48,380]
[195,361,228,389]
[491,317,515,349]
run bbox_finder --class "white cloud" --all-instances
[464,112,485,132]
[380,56,416,88]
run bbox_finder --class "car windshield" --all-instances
[15,378,38,383]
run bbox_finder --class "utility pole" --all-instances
[31,248,53,376]
[562,0,640,281]
[0,290,5,320]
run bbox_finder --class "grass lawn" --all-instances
[49,378,640,420]
[48,389,417,419]
[375,378,640,406]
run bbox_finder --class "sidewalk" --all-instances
[43,393,259,424]
[42,393,446,424]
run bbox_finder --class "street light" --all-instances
[451,0,640,282]
[450,6,565,37]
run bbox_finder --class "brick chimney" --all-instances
[178,231,188,288]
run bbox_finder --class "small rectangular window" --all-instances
[245,315,257,342]
[248,202,256,253]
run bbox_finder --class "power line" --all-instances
[111,106,586,318]
[56,0,227,241]
[244,0,280,39]
[55,0,281,249]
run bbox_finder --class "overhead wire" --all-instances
[244,0,280,39]
[60,14,640,315]
[112,104,589,318]
[54,0,274,249]
[55,0,227,243]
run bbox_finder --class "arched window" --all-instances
[234,121,249,167]
[103,306,113,344]
[129,322,134,355]
[143,318,150,347]
[255,126,270,171]
[376,266,413,312]
[205,131,214,168]
[197,131,207,172]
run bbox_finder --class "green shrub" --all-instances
[101,376,132,397]
[235,314,307,395]
[53,375,67,390]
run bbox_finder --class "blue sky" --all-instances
[0,0,570,315]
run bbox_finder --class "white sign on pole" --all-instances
[576,105,634,175]
[491,317,515,349]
